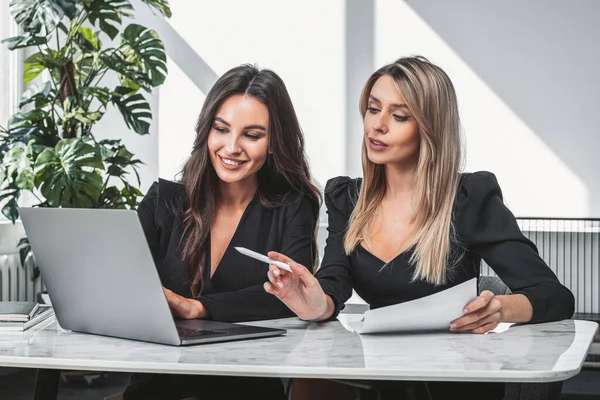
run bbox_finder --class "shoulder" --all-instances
[139,178,186,222]
[454,171,507,235]
[456,171,503,209]
[324,176,362,214]
[278,190,319,222]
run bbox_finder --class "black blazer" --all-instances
[317,171,575,323]
[137,178,318,322]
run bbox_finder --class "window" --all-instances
[0,3,20,130]
[0,3,25,218]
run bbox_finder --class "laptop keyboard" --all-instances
[177,327,228,339]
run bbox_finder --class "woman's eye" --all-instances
[214,126,227,133]
[393,115,410,122]
[245,133,260,140]
[367,107,380,114]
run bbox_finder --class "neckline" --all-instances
[207,191,259,279]
[357,242,413,265]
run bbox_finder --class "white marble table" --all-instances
[0,315,597,390]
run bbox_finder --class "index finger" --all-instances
[267,251,293,264]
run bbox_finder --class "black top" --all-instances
[137,178,317,322]
[317,171,575,324]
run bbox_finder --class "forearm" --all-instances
[497,294,533,323]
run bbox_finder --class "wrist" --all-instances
[313,295,334,322]
[193,299,208,319]
[497,294,533,323]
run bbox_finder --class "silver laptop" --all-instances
[19,207,286,346]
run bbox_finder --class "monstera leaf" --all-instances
[2,35,48,51]
[84,0,133,40]
[120,24,167,89]
[139,0,171,17]
[23,49,67,84]
[34,138,105,207]
[19,81,54,108]
[7,109,58,146]
[2,141,35,191]
[9,0,77,35]
[111,86,152,134]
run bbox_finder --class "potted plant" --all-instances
[0,0,171,282]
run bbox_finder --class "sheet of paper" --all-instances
[347,278,477,334]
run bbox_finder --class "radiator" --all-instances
[482,218,600,314]
[0,253,44,302]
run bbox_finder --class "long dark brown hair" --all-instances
[180,64,321,297]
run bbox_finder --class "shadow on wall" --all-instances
[133,0,219,93]
[405,0,600,215]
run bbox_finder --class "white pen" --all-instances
[234,247,293,272]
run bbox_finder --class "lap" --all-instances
[123,373,286,400]
[290,378,504,400]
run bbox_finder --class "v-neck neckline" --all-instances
[207,191,259,280]
[357,242,412,265]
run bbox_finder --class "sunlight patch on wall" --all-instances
[374,0,588,217]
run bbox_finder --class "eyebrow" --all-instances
[214,117,267,131]
[369,95,408,110]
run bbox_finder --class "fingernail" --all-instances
[277,281,284,288]
[273,269,280,276]
[450,323,456,329]
[462,308,468,314]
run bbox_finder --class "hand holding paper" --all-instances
[347,278,478,334]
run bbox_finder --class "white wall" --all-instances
[125,0,599,218]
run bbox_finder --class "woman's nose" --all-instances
[225,135,242,154]
[373,115,388,134]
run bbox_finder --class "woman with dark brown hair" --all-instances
[123,64,321,400]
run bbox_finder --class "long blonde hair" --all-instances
[344,56,463,285]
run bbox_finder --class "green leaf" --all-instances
[23,50,67,84]
[1,193,20,222]
[75,27,101,51]
[17,237,33,268]
[1,34,48,51]
[75,53,98,86]
[100,50,151,91]
[72,109,103,124]
[81,86,111,107]
[139,0,172,18]
[121,24,167,88]
[2,141,35,191]
[16,169,35,190]
[34,138,104,207]
[6,110,57,145]
[84,0,133,40]
[111,86,152,134]
[19,81,53,108]
[9,0,77,36]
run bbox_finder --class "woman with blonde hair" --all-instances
[264,56,574,399]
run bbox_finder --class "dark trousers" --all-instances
[123,373,287,400]
[368,381,505,400]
